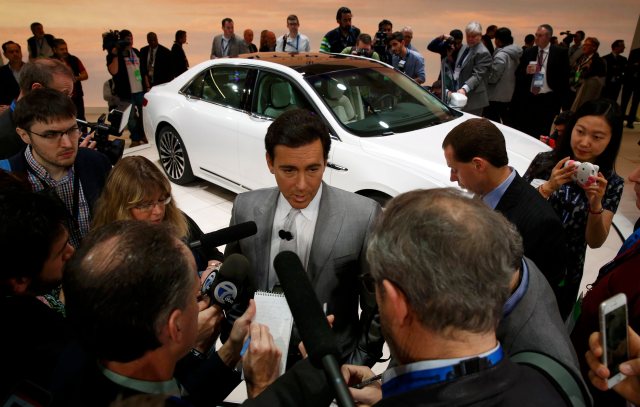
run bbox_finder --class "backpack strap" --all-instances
[511,351,591,407]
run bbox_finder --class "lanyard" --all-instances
[284,34,300,52]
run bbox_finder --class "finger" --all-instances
[588,369,610,391]
[628,327,640,358]
[198,297,210,311]
[589,332,604,357]
[585,349,610,379]
[240,299,256,324]
[620,359,640,376]
[326,314,335,328]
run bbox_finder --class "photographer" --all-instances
[105,29,146,147]
[341,33,380,61]
[373,19,393,64]
[388,31,425,84]
[427,29,463,94]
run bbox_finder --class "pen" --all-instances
[351,373,383,389]
[240,336,251,357]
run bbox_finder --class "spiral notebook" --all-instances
[254,290,293,375]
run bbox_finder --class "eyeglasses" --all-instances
[27,125,81,141]
[132,196,172,212]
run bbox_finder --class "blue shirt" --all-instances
[482,167,516,209]
[502,259,530,317]
[392,48,425,83]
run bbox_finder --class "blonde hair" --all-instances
[92,156,189,239]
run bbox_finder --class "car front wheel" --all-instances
[157,124,195,185]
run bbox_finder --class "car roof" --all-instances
[237,52,386,75]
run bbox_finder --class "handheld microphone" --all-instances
[274,251,355,407]
[206,253,251,310]
[189,221,257,249]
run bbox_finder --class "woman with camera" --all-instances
[523,98,624,318]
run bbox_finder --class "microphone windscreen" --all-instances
[210,253,251,308]
[194,221,258,248]
[273,251,339,367]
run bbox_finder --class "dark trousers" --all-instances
[482,101,513,125]
[519,91,561,138]
[621,81,640,123]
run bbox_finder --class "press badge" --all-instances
[532,72,544,87]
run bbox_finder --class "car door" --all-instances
[181,66,251,187]
[236,70,320,190]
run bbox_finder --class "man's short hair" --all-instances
[147,32,157,41]
[575,30,585,40]
[2,41,20,53]
[18,59,73,93]
[524,34,535,44]
[221,17,233,27]
[442,118,508,167]
[494,27,513,45]
[538,24,553,36]
[175,30,186,41]
[612,39,625,49]
[401,26,413,34]
[287,14,299,24]
[64,221,194,362]
[357,33,372,45]
[585,37,600,50]
[378,19,392,31]
[465,21,482,35]
[503,214,524,271]
[367,188,513,334]
[30,22,42,31]
[336,6,351,21]
[0,185,68,291]
[388,31,404,43]
[265,109,331,161]
[486,25,497,33]
[120,29,132,39]
[52,38,66,48]
[450,29,463,41]
[13,88,76,131]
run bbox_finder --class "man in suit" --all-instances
[211,18,249,59]
[225,108,384,368]
[621,47,640,129]
[52,38,89,121]
[602,39,627,102]
[442,118,567,302]
[171,30,189,77]
[27,22,55,61]
[140,32,174,91]
[452,21,492,115]
[514,24,569,138]
[0,41,24,110]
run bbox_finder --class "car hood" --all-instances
[357,114,550,183]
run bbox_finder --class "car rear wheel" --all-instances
[158,124,195,185]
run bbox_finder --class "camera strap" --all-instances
[26,163,80,228]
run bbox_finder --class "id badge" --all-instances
[533,72,544,87]
[453,66,461,81]
[134,69,142,82]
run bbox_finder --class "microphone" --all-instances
[278,229,293,241]
[189,221,257,249]
[274,251,355,407]
[205,253,251,310]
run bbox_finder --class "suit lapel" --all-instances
[495,172,523,213]
[253,189,279,289]
[461,45,475,70]
[308,184,344,284]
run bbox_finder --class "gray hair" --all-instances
[367,188,513,335]
[401,26,413,34]
[465,21,482,35]
[501,214,524,271]
[18,58,72,93]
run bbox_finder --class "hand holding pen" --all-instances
[341,364,383,406]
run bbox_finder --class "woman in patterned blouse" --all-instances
[523,99,624,318]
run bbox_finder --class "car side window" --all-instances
[255,72,311,119]
[200,67,250,110]
[184,72,205,98]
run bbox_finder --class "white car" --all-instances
[143,52,549,203]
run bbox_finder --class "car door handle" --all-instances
[327,162,348,171]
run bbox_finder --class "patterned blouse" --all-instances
[523,151,624,283]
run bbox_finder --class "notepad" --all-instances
[254,290,293,375]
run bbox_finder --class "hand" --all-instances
[79,132,97,150]
[586,328,640,404]
[457,88,467,96]
[243,322,282,398]
[217,299,256,366]
[582,172,608,212]
[194,296,224,353]
[341,364,382,406]
[526,63,537,75]
[545,156,575,193]
[199,260,222,286]
[0,105,9,113]
[298,315,335,358]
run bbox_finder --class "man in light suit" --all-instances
[442,118,567,305]
[211,18,249,59]
[453,21,492,115]
[225,109,384,369]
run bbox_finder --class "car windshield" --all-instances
[305,67,459,137]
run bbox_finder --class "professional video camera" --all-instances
[373,30,388,58]
[444,36,457,49]
[351,47,373,58]
[102,30,131,52]
[77,103,131,165]
[560,31,575,46]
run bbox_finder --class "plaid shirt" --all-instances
[25,147,91,248]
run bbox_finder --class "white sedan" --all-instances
[143,52,548,203]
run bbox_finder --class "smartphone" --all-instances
[599,293,629,388]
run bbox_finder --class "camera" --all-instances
[351,48,372,58]
[560,31,575,46]
[102,30,131,52]
[444,36,456,49]
[77,103,132,165]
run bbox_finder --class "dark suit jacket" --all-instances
[0,109,25,159]
[495,172,567,291]
[27,34,55,59]
[0,64,20,105]
[171,42,189,76]
[516,44,569,101]
[225,183,384,367]
[210,34,248,58]
[454,42,492,111]
[140,44,174,87]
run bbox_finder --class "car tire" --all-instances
[360,191,392,207]
[157,124,195,185]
